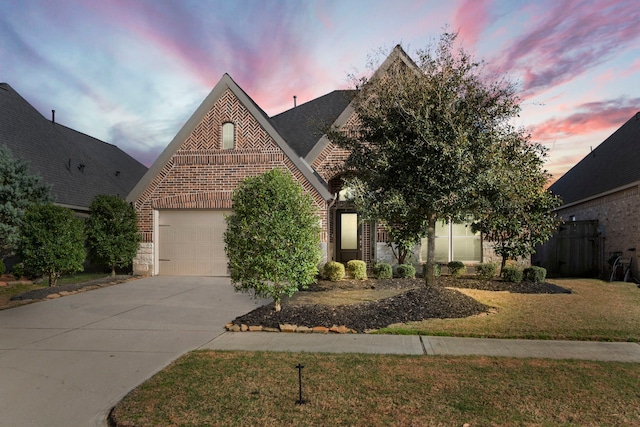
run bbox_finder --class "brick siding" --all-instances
[555,185,640,276]
[132,89,330,275]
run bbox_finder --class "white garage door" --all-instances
[158,210,231,276]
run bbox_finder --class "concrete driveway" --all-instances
[0,276,266,427]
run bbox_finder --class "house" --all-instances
[534,112,640,278]
[0,83,148,214]
[127,46,488,277]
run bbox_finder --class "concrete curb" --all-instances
[204,332,640,362]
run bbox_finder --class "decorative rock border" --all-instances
[225,323,358,334]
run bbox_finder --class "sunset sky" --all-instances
[1,0,638,182]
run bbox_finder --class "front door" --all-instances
[336,211,361,263]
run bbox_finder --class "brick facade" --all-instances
[131,88,328,275]
[554,185,640,277]
[130,70,494,276]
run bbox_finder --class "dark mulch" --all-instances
[10,275,133,301]
[232,276,572,333]
[436,276,573,294]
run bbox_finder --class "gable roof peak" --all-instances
[127,73,332,203]
[370,44,420,81]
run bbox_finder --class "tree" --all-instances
[0,145,51,259]
[18,204,85,286]
[346,177,424,265]
[327,33,520,286]
[86,194,141,276]
[472,129,561,271]
[224,169,321,311]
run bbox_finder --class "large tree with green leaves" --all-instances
[327,33,521,285]
[18,204,85,286]
[224,169,322,311]
[346,177,424,265]
[86,194,141,276]
[0,145,51,259]
[472,129,561,271]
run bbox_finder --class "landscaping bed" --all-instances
[9,275,135,301]
[231,276,571,333]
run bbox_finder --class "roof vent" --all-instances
[293,95,297,108]
[77,163,85,172]
[51,109,55,124]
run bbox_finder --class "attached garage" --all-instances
[158,210,231,276]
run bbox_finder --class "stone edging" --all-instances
[225,323,359,334]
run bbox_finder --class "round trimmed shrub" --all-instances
[323,261,345,282]
[476,263,497,281]
[347,260,367,280]
[12,263,24,280]
[523,266,547,283]
[395,264,416,279]
[502,266,523,283]
[373,262,393,279]
[447,261,466,277]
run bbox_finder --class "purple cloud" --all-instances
[494,0,640,96]
[531,96,640,142]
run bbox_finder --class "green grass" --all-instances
[110,350,640,426]
[378,279,640,342]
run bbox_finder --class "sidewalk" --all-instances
[204,332,640,362]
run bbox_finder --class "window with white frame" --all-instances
[222,122,235,149]
[421,220,481,263]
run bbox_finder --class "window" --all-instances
[421,220,481,263]
[222,122,235,149]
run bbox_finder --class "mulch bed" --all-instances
[231,276,572,333]
[10,275,134,301]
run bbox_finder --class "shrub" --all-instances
[323,261,345,282]
[502,266,523,283]
[523,266,547,283]
[224,169,322,311]
[476,263,497,281]
[395,264,416,278]
[447,261,466,277]
[18,204,85,287]
[373,262,392,279]
[347,260,367,280]
[0,259,5,276]
[86,195,141,277]
[12,263,24,280]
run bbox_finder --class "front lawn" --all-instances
[382,278,640,341]
[232,277,640,342]
[109,350,640,427]
[110,277,640,425]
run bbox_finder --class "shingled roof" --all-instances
[0,83,147,211]
[549,112,640,205]
[271,90,356,159]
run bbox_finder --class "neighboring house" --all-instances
[127,46,487,277]
[0,83,147,214]
[534,112,640,278]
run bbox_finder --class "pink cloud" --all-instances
[494,0,640,96]
[87,1,328,115]
[453,0,492,48]
[531,97,640,142]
